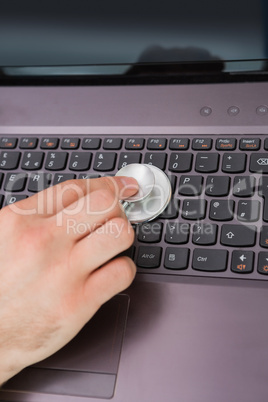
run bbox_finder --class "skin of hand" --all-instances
[0,176,138,386]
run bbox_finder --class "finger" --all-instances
[70,217,135,276]
[6,176,139,218]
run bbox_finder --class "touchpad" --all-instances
[3,294,129,399]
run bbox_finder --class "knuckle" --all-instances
[93,188,118,213]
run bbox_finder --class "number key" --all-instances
[93,152,117,171]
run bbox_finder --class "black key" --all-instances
[0,137,17,149]
[0,194,4,208]
[144,153,167,170]
[4,194,28,206]
[45,152,68,171]
[181,199,207,220]
[237,200,260,222]
[195,153,219,173]
[260,226,268,248]
[61,138,80,149]
[264,139,268,151]
[205,176,230,197]
[159,198,179,219]
[19,137,38,149]
[147,138,167,150]
[69,152,92,171]
[167,174,177,193]
[137,246,162,268]
[119,246,135,260]
[192,249,228,272]
[78,173,100,179]
[21,152,44,170]
[53,173,76,185]
[164,247,189,270]
[125,138,145,150]
[93,152,117,171]
[165,222,190,244]
[118,153,141,169]
[233,176,255,197]
[179,176,203,196]
[222,153,247,173]
[220,224,256,247]
[82,138,101,150]
[257,252,268,275]
[137,222,163,243]
[0,151,21,170]
[239,138,260,151]
[40,138,59,149]
[231,251,254,274]
[103,138,122,150]
[192,138,212,150]
[169,138,189,150]
[192,223,218,245]
[4,173,27,192]
[0,173,4,188]
[250,153,268,173]
[168,153,193,173]
[209,199,234,221]
[28,173,52,192]
[216,138,236,151]
[258,176,268,221]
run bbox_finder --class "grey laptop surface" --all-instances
[1,1,268,401]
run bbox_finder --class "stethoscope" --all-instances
[116,164,172,224]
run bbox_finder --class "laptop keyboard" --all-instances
[1,134,268,281]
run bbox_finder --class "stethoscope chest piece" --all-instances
[116,163,172,224]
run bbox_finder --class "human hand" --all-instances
[0,176,138,385]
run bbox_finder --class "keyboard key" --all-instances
[205,176,230,197]
[53,173,76,185]
[195,153,219,173]
[103,138,122,150]
[181,199,207,220]
[260,226,268,248]
[179,176,203,196]
[222,153,247,173]
[118,152,141,169]
[159,198,179,219]
[4,194,28,206]
[82,138,101,150]
[237,200,260,222]
[137,222,163,243]
[257,252,268,275]
[216,138,236,151]
[69,152,92,171]
[21,152,44,170]
[231,251,254,274]
[164,247,189,270]
[93,152,117,171]
[192,138,212,150]
[147,138,167,150]
[259,177,268,222]
[0,194,4,208]
[28,173,52,192]
[239,138,260,151]
[0,137,17,149]
[19,137,38,149]
[209,199,234,221]
[78,173,100,179]
[220,224,256,247]
[250,153,268,173]
[144,153,167,170]
[4,173,27,192]
[0,173,4,188]
[192,249,228,272]
[40,138,59,149]
[125,138,145,150]
[169,138,189,150]
[233,176,255,197]
[192,223,218,245]
[165,222,190,244]
[45,152,68,171]
[137,246,162,268]
[0,151,21,170]
[61,138,80,149]
[168,153,193,173]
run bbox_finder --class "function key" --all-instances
[169,138,189,150]
[103,138,122,150]
[19,137,38,149]
[125,138,145,150]
[216,138,236,151]
[82,138,101,150]
[264,138,268,151]
[239,138,260,151]
[147,138,167,150]
[0,137,18,149]
[61,138,80,149]
[192,138,212,150]
[40,138,59,149]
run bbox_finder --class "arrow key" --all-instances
[258,252,268,275]
[231,250,254,273]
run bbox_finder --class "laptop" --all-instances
[1,0,268,401]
